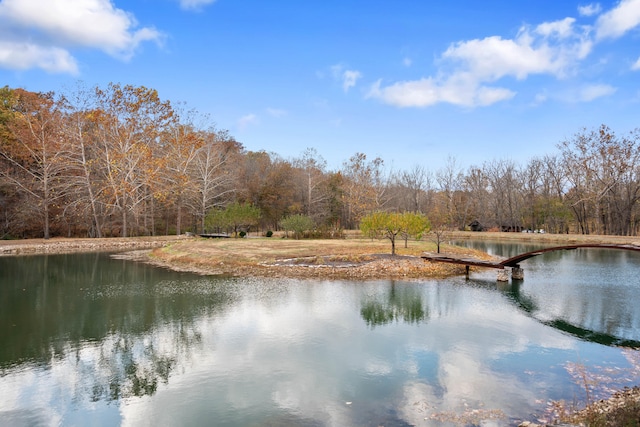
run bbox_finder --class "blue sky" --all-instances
[1,0,640,171]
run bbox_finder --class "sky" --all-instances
[1,0,640,172]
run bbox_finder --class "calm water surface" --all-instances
[1,242,639,427]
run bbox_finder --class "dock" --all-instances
[422,243,640,281]
[421,253,504,269]
[421,252,520,281]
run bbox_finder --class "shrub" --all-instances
[279,214,315,239]
[265,230,273,237]
[239,231,246,238]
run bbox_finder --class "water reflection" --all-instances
[0,253,234,403]
[1,250,639,426]
[361,281,428,327]
[494,279,640,348]
[456,240,640,346]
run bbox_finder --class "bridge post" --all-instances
[497,269,509,282]
[511,267,524,280]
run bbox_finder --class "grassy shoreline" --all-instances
[2,230,638,255]
[2,230,639,280]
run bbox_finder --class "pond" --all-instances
[1,241,639,426]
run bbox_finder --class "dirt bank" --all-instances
[0,235,190,256]
[144,237,483,280]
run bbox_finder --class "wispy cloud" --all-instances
[237,113,259,130]
[554,83,617,103]
[632,57,640,70]
[532,91,548,106]
[0,0,163,73]
[331,64,362,92]
[578,3,602,16]
[266,108,287,118]
[177,0,217,12]
[578,83,616,101]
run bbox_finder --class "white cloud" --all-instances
[578,3,602,16]
[0,41,79,74]
[595,0,640,39]
[444,21,592,80]
[533,91,548,106]
[632,57,640,70]
[535,17,578,38]
[237,113,259,130]
[331,64,362,92]
[266,108,287,118]
[178,0,217,11]
[403,57,412,67]
[342,70,362,92]
[0,0,162,73]
[367,77,515,108]
[369,18,591,108]
[578,83,617,101]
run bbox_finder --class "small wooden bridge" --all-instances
[422,243,640,281]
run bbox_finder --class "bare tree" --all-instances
[463,166,490,228]
[160,107,208,235]
[60,84,109,237]
[92,84,174,237]
[293,147,329,222]
[559,125,640,235]
[187,130,239,233]
[436,156,467,230]
[0,89,69,238]
[397,164,431,213]
[341,153,390,228]
[483,158,524,231]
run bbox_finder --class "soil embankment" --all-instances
[0,235,190,256]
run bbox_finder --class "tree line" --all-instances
[1,83,639,239]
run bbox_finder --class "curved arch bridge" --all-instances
[421,243,640,281]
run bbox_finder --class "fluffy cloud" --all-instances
[369,18,591,108]
[0,41,79,74]
[367,77,515,108]
[442,23,590,81]
[595,0,640,39]
[0,0,162,73]
[368,0,640,109]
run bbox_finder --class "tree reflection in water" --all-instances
[498,280,640,348]
[0,252,233,401]
[360,281,428,327]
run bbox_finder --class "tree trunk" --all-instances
[43,203,50,239]
[122,207,128,238]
